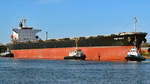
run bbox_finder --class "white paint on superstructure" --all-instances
[11,22,41,42]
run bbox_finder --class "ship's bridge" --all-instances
[11,21,41,42]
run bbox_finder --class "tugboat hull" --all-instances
[125,55,145,62]
[64,55,86,60]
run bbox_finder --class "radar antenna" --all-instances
[22,18,26,27]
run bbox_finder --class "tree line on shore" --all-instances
[141,43,150,47]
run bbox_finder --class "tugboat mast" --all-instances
[75,38,79,50]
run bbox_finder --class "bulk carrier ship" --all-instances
[8,17,147,61]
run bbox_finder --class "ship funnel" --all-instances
[19,22,23,28]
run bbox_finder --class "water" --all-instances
[0,58,150,84]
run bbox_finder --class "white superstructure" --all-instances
[69,49,84,57]
[11,20,41,42]
[127,48,139,56]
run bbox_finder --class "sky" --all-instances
[0,0,150,44]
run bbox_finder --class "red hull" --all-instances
[11,46,133,62]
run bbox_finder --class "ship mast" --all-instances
[46,32,48,40]
[134,16,138,49]
[134,16,137,32]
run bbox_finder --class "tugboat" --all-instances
[125,16,146,62]
[125,48,145,62]
[0,48,13,57]
[64,38,86,60]
[64,49,86,60]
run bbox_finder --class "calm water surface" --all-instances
[0,57,150,84]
